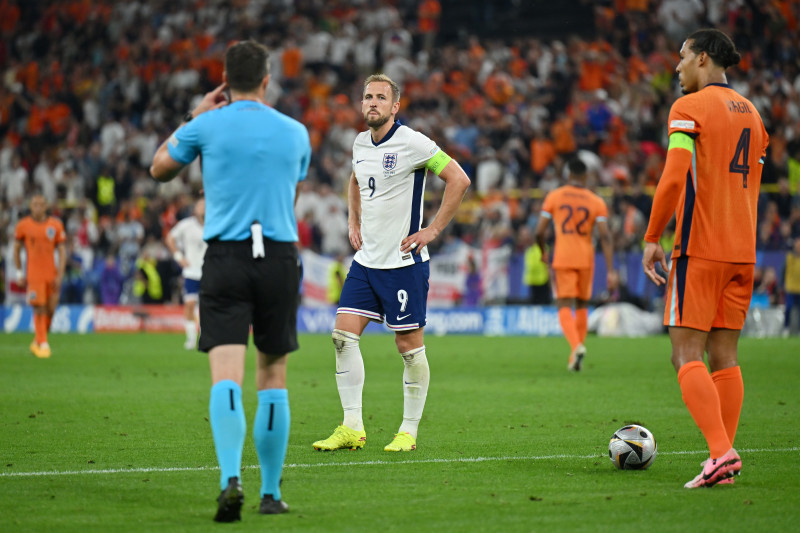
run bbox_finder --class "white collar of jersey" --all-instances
[371,121,402,147]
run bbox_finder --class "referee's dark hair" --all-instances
[687,29,741,69]
[225,40,270,93]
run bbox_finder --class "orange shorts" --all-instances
[553,267,594,301]
[664,256,754,331]
[27,280,57,307]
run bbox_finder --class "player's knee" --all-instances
[394,332,421,354]
[332,329,359,354]
[400,346,427,367]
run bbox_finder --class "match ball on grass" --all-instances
[609,424,657,470]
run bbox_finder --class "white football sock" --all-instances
[398,346,429,438]
[184,320,197,345]
[332,329,365,431]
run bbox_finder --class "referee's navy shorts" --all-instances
[198,239,300,355]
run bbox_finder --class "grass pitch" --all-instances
[1,332,798,532]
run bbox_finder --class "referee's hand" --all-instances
[190,84,230,119]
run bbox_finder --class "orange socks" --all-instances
[711,366,744,445]
[677,361,731,458]
[558,307,581,351]
[575,308,588,343]
[34,313,48,345]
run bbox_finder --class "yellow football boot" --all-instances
[312,425,366,451]
[384,432,416,452]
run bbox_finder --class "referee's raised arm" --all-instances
[150,84,229,183]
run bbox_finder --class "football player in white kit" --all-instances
[313,74,470,452]
[166,198,207,349]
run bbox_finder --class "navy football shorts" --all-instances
[337,260,430,331]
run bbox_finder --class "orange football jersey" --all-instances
[14,216,66,283]
[658,84,769,263]
[541,185,609,269]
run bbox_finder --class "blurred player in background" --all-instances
[13,194,67,358]
[782,237,800,337]
[642,29,769,489]
[151,40,310,521]
[312,74,470,453]
[534,158,616,371]
[165,197,207,349]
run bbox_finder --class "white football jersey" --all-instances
[169,216,206,280]
[352,123,439,269]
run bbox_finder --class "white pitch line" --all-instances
[2,447,798,478]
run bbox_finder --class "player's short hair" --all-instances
[225,40,270,92]
[567,157,587,177]
[363,73,401,102]
[687,29,741,69]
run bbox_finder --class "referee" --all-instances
[150,40,311,523]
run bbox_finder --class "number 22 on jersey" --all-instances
[558,204,590,236]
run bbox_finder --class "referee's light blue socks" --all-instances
[253,388,290,500]
[209,380,246,491]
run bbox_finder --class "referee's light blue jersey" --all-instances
[167,100,311,242]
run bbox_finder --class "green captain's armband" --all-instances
[425,149,452,176]
[668,131,694,153]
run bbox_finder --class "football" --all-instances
[609,424,657,470]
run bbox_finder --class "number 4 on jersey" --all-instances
[729,128,751,188]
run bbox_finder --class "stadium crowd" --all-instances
[1,0,799,309]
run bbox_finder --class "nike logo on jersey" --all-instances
[397,314,411,321]
[356,159,366,164]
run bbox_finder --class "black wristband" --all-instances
[183,111,194,123]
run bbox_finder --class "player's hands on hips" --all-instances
[642,241,668,286]
[402,226,438,255]
[190,84,229,118]
[348,220,362,251]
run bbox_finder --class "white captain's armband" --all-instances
[425,149,452,176]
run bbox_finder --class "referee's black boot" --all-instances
[213,477,243,522]
[259,494,289,515]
